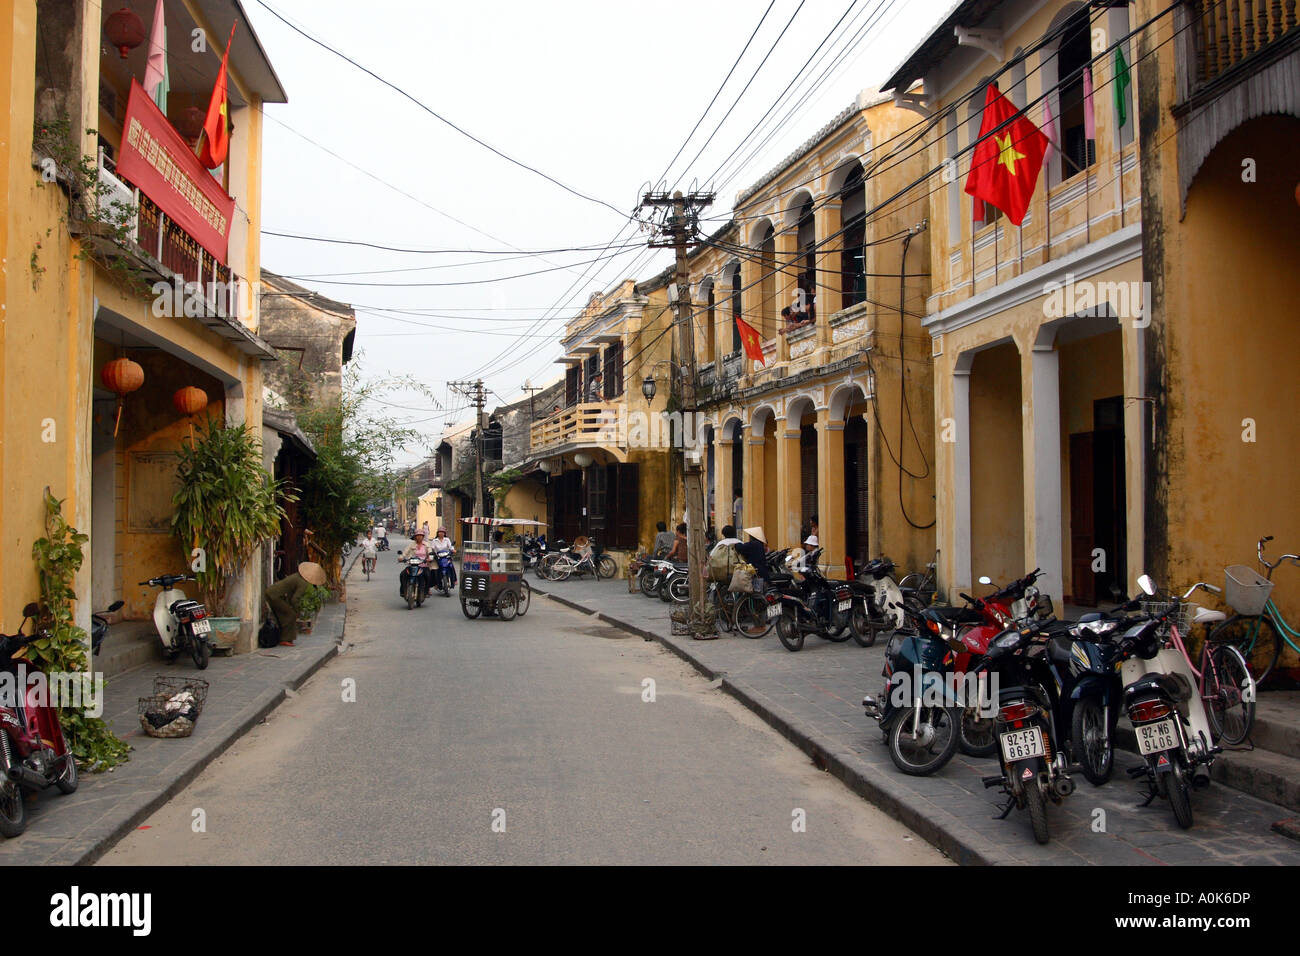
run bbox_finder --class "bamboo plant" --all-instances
[172,416,294,614]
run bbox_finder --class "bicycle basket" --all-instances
[1141,601,1196,638]
[1225,565,1273,616]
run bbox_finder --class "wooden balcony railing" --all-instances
[1187,0,1297,89]
[530,402,624,453]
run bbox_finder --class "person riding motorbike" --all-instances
[430,527,457,590]
[398,530,434,596]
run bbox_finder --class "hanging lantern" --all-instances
[100,357,144,437]
[173,386,208,417]
[104,7,146,59]
[173,106,205,143]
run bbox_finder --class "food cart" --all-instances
[459,517,544,621]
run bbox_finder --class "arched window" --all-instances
[757,223,776,338]
[701,278,716,363]
[730,263,742,353]
[796,197,816,316]
[1057,7,1096,178]
[840,165,866,309]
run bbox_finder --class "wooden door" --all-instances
[1069,432,1096,606]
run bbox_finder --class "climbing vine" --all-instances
[29,491,130,771]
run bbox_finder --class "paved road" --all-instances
[102,543,945,865]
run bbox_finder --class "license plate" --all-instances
[1000,727,1045,761]
[766,604,781,619]
[837,600,852,612]
[1136,718,1179,755]
[191,619,211,635]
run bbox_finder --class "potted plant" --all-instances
[172,416,294,648]
[295,584,330,634]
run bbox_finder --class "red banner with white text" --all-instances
[116,80,236,264]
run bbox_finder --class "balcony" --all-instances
[530,402,625,455]
[1181,0,1298,98]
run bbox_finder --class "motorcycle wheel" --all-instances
[958,708,999,758]
[850,599,878,647]
[824,620,853,642]
[56,750,78,795]
[516,580,531,617]
[1071,697,1113,785]
[1169,758,1194,829]
[776,610,804,652]
[668,576,689,603]
[407,586,416,611]
[597,554,618,579]
[497,591,519,621]
[461,598,482,620]
[640,573,661,598]
[1024,773,1050,844]
[0,772,26,838]
[190,633,210,670]
[887,705,961,776]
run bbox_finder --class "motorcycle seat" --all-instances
[1047,635,1077,666]
[1124,671,1192,705]
[768,573,794,586]
[926,605,982,625]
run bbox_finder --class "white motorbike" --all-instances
[140,573,212,670]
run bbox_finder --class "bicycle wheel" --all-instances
[597,554,618,579]
[732,594,772,638]
[1208,614,1281,685]
[551,557,574,581]
[714,588,734,633]
[516,579,531,617]
[1205,643,1256,745]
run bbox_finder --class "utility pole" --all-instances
[521,380,542,422]
[449,379,488,522]
[640,188,714,634]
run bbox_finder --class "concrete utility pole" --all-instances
[640,189,714,634]
[449,379,488,522]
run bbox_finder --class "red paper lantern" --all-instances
[173,386,209,417]
[100,357,144,396]
[173,106,205,142]
[104,7,146,59]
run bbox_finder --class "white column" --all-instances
[952,367,972,593]
[1029,344,1064,606]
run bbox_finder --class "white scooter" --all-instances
[139,573,212,670]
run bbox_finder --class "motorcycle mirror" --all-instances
[1137,574,1156,596]
[21,602,39,619]
[978,576,992,586]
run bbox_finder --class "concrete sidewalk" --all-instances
[0,601,345,865]
[534,575,1300,866]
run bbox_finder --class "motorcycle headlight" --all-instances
[994,632,1020,650]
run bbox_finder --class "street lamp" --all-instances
[641,375,656,402]
[641,360,688,404]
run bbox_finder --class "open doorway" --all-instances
[1069,396,1126,605]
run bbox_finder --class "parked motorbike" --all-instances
[433,547,456,597]
[1120,575,1221,829]
[399,556,429,609]
[976,616,1077,845]
[91,599,125,656]
[848,557,906,647]
[0,603,79,837]
[140,574,212,670]
[773,548,855,652]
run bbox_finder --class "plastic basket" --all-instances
[137,677,209,739]
[1225,565,1274,616]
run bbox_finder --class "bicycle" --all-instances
[732,589,779,638]
[1208,535,1300,685]
[1143,582,1256,746]
[361,553,376,581]
[550,550,617,581]
[703,580,738,634]
[898,550,939,611]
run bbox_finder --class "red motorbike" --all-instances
[0,603,79,837]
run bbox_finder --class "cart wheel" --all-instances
[460,598,482,620]
[516,580,531,617]
[497,591,518,621]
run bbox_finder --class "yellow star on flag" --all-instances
[996,132,1026,175]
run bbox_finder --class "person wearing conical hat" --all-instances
[735,527,771,584]
[264,562,327,647]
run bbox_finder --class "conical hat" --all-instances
[743,527,766,544]
[298,562,327,586]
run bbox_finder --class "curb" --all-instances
[536,582,1012,866]
[64,607,346,866]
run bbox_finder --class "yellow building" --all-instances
[884,0,1145,609]
[2,1,286,649]
[682,90,936,578]
[1131,0,1300,670]
[528,278,675,553]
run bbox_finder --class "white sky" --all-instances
[247,0,949,467]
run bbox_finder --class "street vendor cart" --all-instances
[459,517,544,621]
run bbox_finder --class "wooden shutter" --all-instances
[587,465,608,539]
[844,418,869,565]
[603,342,623,399]
[565,366,580,407]
[799,424,818,537]
[612,463,639,548]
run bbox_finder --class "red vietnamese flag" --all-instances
[197,23,236,169]
[964,85,1048,227]
[736,316,765,367]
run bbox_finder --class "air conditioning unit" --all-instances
[96,161,138,245]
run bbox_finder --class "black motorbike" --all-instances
[399,556,429,609]
[91,599,124,656]
[848,557,906,647]
[976,618,1077,845]
[772,548,855,652]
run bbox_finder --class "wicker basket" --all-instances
[138,676,209,739]
[669,605,718,638]
[1225,565,1274,616]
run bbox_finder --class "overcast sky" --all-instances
[246,0,946,467]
